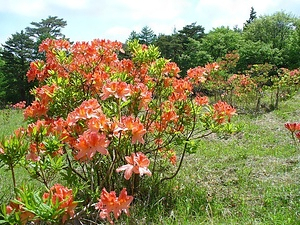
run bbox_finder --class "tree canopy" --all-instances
[0,16,67,105]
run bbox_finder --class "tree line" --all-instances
[1,8,300,106]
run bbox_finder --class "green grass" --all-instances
[130,93,300,224]
[0,94,299,224]
[0,109,25,137]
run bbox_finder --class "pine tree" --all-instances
[138,26,157,45]
[0,31,35,104]
[244,7,257,30]
[26,16,67,59]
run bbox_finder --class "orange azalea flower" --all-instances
[213,101,236,124]
[24,101,48,120]
[194,96,209,106]
[172,79,193,94]
[87,115,110,132]
[26,60,48,82]
[161,111,178,123]
[121,116,147,144]
[131,83,152,110]
[101,81,131,101]
[50,118,70,142]
[27,119,50,135]
[66,99,102,126]
[5,200,35,225]
[116,152,152,180]
[284,122,300,133]
[43,184,77,223]
[35,84,57,106]
[187,66,207,84]
[163,62,180,77]
[26,143,42,162]
[90,71,109,92]
[131,122,147,144]
[155,138,164,146]
[95,188,133,224]
[74,130,110,161]
[169,153,177,165]
[159,148,177,165]
[205,62,219,72]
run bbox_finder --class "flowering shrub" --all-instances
[12,101,26,109]
[0,39,236,224]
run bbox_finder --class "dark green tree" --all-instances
[138,26,157,45]
[178,22,205,41]
[0,48,5,105]
[243,7,257,29]
[155,33,183,60]
[243,11,299,68]
[155,23,207,75]
[25,16,67,59]
[177,38,212,73]
[243,12,297,49]
[284,20,300,68]
[127,31,139,42]
[200,26,243,61]
[0,31,35,104]
[236,40,282,71]
[25,16,67,40]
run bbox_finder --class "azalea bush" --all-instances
[0,39,236,224]
[270,68,300,109]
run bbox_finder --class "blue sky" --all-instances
[1,0,300,45]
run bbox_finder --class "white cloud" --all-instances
[50,0,90,10]
[102,26,133,41]
[0,0,48,16]
[114,0,191,20]
[195,0,283,30]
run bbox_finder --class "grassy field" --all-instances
[130,93,300,225]
[0,94,299,224]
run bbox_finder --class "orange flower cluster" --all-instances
[95,188,133,224]
[121,116,147,144]
[12,101,26,109]
[5,184,76,224]
[43,184,77,223]
[116,152,152,180]
[25,120,65,161]
[101,81,132,101]
[285,122,300,141]
[163,62,181,77]
[74,130,109,161]
[24,101,48,120]
[213,101,236,124]
[284,122,300,133]
[6,200,35,225]
[194,95,209,106]
[158,148,177,165]
[66,99,103,126]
